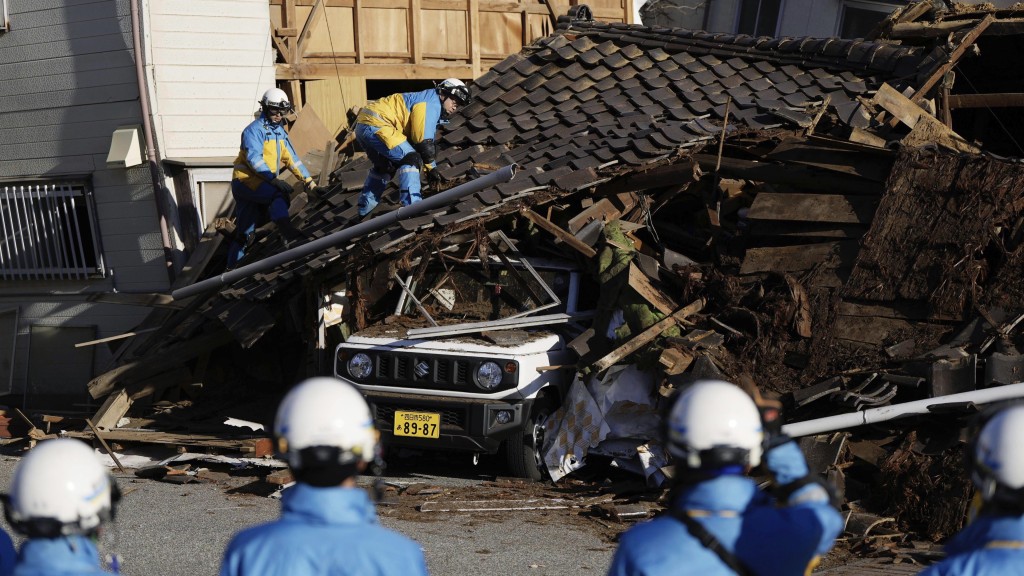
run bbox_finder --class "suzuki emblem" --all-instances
[414,360,430,378]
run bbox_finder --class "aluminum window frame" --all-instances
[0,181,106,280]
[837,0,906,37]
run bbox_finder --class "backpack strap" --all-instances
[669,508,756,576]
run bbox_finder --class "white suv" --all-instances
[333,259,589,479]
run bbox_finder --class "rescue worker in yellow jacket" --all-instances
[353,79,471,217]
[228,88,316,268]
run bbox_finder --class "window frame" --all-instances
[0,180,107,281]
[837,0,906,38]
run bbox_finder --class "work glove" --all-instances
[303,178,319,200]
[270,178,294,197]
[425,168,445,187]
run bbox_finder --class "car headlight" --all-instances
[475,361,503,390]
[347,353,373,380]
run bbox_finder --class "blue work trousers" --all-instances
[227,179,290,268]
[354,123,422,216]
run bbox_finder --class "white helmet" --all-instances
[4,439,118,538]
[436,78,471,106]
[972,404,1024,503]
[666,379,764,470]
[260,87,294,114]
[275,377,378,475]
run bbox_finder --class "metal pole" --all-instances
[172,164,518,300]
[782,382,1024,438]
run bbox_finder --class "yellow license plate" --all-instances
[393,411,441,439]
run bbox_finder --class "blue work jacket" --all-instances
[220,483,428,576]
[355,89,444,152]
[607,441,843,576]
[232,114,311,190]
[920,514,1024,576]
[14,535,111,576]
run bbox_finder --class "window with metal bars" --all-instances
[0,182,105,280]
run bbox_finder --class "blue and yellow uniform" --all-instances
[220,483,428,576]
[920,514,1024,576]
[227,113,312,267]
[354,88,445,216]
[607,441,843,576]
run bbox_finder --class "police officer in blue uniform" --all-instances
[220,377,428,576]
[4,439,121,576]
[607,379,843,576]
[921,403,1024,576]
[227,88,317,267]
[353,79,470,217]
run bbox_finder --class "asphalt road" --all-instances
[0,443,925,576]
[0,447,617,576]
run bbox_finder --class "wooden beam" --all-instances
[284,0,298,63]
[468,0,481,78]
[296,0,325,59]
[948,93,1024,109]
[746,193,878,225]
[591,299,705,373]
[410,0,423,64]
[627,263,677,316]
[890,18,1024,39]
[910,14,994,103]
[272,33,293,65]
[279,62,474,79]
[520,208,597,258]
[354,0,365,63]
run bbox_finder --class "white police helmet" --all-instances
[5,438,118,538]
[275,377,378,473]
[436,78,471,106]
[260,87,294,114]
[666,379,764,469]
[973,404,1024,502]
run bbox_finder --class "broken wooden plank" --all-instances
[747,193,878,224]
[567,198,621,234]
[740,241,858,275]
[63,429,269,451]
[658,347,694,375]
[86,418,126,473]
[872,83,979,154]
[591,299,705,373]
[75,328,161,348]
[521,209,597,258]
[627,263,677,316]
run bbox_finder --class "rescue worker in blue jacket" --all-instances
[3,438,121,575]
[607,379,843,576]
[920,403,1024,576]
[353,78,471,217]
[220,377,429,576]
[227,87,317,268]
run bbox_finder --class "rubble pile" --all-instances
[44,0,1024,549]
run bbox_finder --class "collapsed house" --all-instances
[57,0,1024,545]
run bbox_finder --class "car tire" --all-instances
[503,397,555,481]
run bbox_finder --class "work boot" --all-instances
[274,218,307,249]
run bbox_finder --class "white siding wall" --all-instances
[147,0,276,157]
[0,0,171,401]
